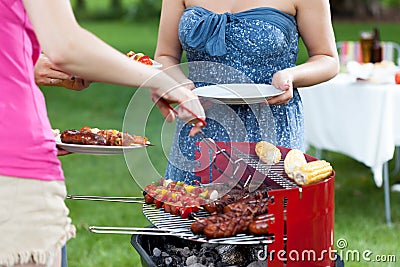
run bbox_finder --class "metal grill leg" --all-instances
[383,162,392,226]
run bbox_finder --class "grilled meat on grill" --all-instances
[143,178,217,219]
[190,213,236,234]
[248,214,272,235]
[223,197,269,215]
[203,213,254,238]
[190,194,272,238]
[203,188,248,214]
[204,187,269,214]
[144,179,274,239]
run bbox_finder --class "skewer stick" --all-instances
[66,195,145,203]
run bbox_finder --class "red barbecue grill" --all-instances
[197,142,335,267]
[85,141,338,267]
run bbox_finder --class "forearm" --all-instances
[153,0,189,86]
[46,28,164,88]
[24,0,165,90]
[291,0,339,88]
[155,55,192,86]
[23,0,205,130]
[285,55,339,88]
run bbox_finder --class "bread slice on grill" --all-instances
[284,149,307,179]
[255,141,281,165]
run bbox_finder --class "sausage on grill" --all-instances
[203,213,254,239]
[190,212,236,234]
[248,214,273,235]
[190,189,273,238]
[223,197,269,215]
[204,187,270,215]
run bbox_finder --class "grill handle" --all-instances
[88,226,192,237]
[66,195,145,204]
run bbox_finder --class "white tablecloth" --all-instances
[299,70,400,187]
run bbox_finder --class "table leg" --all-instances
[315,148,322,159]
[391,146,400,176]
[383,162,392,226]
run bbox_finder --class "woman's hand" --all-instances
[34,54,91,91]
[56,147,71,156]
[58,77,91,91]
[268,69,294,105]
[151,83,206,136]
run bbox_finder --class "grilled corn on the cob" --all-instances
[293,160,333,185]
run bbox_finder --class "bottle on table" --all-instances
[370,27,382,63]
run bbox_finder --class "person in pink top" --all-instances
[33,54,92,267]
[0,0,205,266]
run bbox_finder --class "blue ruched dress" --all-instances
[165,6,304,183]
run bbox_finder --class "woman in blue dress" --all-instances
[154,0,339,184]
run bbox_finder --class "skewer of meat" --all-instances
[203,187,269,214]
[202,187,249,213]
[194,211,273,238]
[190,196,270,237]
[248,213,274,235]
[190,190,273,237]
[191,211,273,238]
[143,178,217,219]
[223,197,270,215]
[190,212,239,234]
[203,214,255,239]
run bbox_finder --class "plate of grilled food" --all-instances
[126,51,162,69]
[55,126,152,155]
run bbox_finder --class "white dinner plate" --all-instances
[151,60,162,69]
[193,83,284,104]
[55,135,151,155]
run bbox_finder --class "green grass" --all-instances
[41,20,400,267]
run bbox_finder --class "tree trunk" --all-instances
[110,0,123,12]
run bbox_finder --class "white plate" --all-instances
[55,136,151,155]
[151,60,162,69]
[193,83,284,104]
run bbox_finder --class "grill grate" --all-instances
[229,145,299,189]
[142,204,275,245]
[142,147,299,245]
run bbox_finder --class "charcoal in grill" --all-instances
[215,245,250,266]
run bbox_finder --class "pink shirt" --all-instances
[0,0,64,181]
